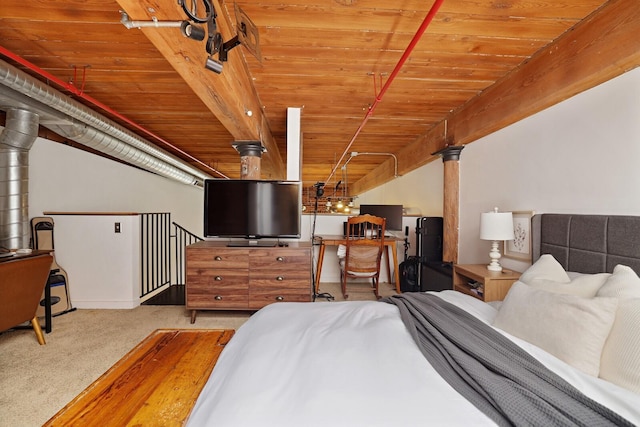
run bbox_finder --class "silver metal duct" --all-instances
[0,58,213,186]
[0,108,39,249]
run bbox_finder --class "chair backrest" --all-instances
[0,254,53,332]
[31,217,55,250]
[344,214,386,274]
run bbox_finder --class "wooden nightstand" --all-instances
[453,264,521,302]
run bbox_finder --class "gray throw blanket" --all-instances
[382,293,633,427]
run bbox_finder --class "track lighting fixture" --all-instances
[180,21,205,41]
[179,0,250,74]
[121,2,260,76]
[204,56,224,74]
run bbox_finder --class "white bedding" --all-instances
[187,291,640,426]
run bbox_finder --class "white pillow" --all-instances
[597,264,640,299]
[599,298,640,394]
[527,273,611,298]
[493,281,618,376]
[520,254,570,284]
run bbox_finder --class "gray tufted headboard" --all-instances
[531,214,640,275]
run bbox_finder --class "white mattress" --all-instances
[187,291,640,426]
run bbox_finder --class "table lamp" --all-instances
[480,207,514,272]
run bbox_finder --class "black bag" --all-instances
[399,256,421,292]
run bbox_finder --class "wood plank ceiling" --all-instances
[1,0,638,200]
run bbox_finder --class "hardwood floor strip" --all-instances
[128,334,230,426]
[43,329,234,427]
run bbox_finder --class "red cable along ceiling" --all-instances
[324,0,446,186]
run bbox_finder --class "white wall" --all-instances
[357,160,444,217]
[51,214,141,308]
[29,138,204,233]
[27,137,205,308]
[458,68,640,272]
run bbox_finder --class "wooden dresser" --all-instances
[186,241,312,322]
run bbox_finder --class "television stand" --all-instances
[186,241,312,320]
[226,240,277,247]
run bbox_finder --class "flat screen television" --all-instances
[203,179,302,242]
[359,204,404,231]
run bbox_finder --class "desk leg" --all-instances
[390,241,400,293]
[384,246,392,285]
[315,243,326,294]
[44,278,52,333]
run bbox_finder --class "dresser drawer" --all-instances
[249,248,311,270]
[187,289,249,309]
[248,290,311,309]
[250,269,310,281]
[186,270,249,309]
[249,277,311,309]
[187,249,249,269]
[186,268,249,308]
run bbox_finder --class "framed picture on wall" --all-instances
[504,211,535,261]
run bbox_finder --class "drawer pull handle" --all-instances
[275,296,284,301]
[276,256,284,262]
[214,276,223,281]
[214,256,222,261]
[214,295,222,301]
[276,276,284,281]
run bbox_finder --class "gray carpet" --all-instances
[0,282,396,426]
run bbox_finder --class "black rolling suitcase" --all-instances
[399,221,420,292]
[399,256,421,292]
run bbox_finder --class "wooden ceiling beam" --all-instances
[114,0,285,179]
[350,0,640,195]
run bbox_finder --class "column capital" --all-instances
[432,145,464,162]
[232,140,266,158]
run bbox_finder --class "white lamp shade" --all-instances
[480,211,515,241]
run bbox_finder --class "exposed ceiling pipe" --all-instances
[46,123,200,184]
[0,46,228,180]
[0,58,214,186]
[0,108,39,249]
[120,11,182,29]
[324,0,446,186]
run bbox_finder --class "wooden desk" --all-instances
[315,235,401,294]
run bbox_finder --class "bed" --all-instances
[186,214,640,426]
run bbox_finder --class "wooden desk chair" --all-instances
[339,214,386,299]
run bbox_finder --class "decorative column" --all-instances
[433,145,464,264]
[232,140,265,180]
